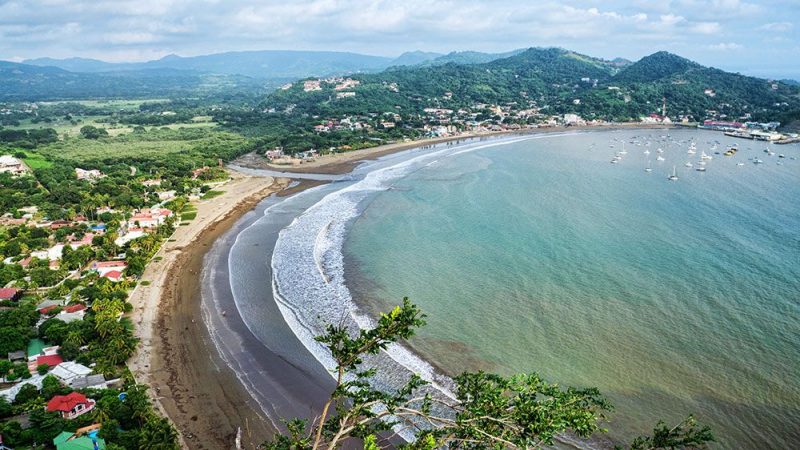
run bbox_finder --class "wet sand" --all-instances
[128,173,295,449]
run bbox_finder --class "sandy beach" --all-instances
[127,172,291,449]
[234,123,673,175]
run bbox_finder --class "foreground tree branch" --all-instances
[263,298,714,450]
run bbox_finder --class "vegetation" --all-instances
[264,299,713,449]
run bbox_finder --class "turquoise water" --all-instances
[344,130,800,448]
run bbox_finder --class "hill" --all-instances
[420,49,527,66]
[259,48,800,124]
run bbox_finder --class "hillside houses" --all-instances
[75,168,104,181]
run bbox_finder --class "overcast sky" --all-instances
[1,0,797,78]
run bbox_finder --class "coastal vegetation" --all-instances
[263,300,713,450]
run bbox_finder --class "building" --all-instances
[0,288,21,301]
[50,362,92,385]
[92,261,128,276]
[53,429,106,450]
[128,207,173,228]
[46,393,96,419]
[0,155,28,176]
[75,168,104,181]
[102,271,124,282]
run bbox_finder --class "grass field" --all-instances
[180,211,197,220]
[36,130,247,162]
[201,190,224,200]
[8,116,217,138]
[14,151,55,169]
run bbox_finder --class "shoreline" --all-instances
[234,123,674,175]
[127,172,294,449]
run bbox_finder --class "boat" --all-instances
[700,151,713,161]
[753,158,764,164]
[698,160,707,166]
[778,154,785,158]
[696,167,707,172]
[737,162,745,166]
[644,149,650,155]
[645,160,653,172]
[688,142,697,154]
[724,147,738,156]
[668,166,679,181]
[657,155,665,161]
[619,142,627,155]
[685,162,693,168]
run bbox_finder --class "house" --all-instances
[141,179,162,187]
[74,168,104,181]
[53,429,106,450]
[156,190,176,201]
[0,288,21,302]
[0,155,28,176]
[102,271,124,282]
[91,261,128,276]
[7,350,26,362]
[46,392,96,419]
[191,166,210,179]
[51,361,92,385]
[64,304,87,314]
[55,310,86,324]
[128,207,173,228]
[29,354,63,372]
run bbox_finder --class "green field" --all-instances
[36,129,248,162]
[15,151,55,169]
[201,190,224,200]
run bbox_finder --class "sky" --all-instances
[0,0,798,79]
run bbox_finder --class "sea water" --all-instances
[341,129,800,448]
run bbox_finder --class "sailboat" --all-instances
[657,155,666,161]
[700,150,713,161]
[644,149,650,155]
[688,142,697,154]
[668,166,679,181]
[685,161,693,168]
[645,160,653,172]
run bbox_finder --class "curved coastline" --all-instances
[192,129,657,448]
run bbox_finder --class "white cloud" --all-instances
[691,22,721,34]
[759,22,793,32]
[706,42,743,50]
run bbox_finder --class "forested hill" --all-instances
[262,48,800,124]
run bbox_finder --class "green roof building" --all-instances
[53,431,106,450]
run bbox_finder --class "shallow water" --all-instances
[343,129,800,448]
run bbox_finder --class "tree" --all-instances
[80,125,109,139]
[139,417,179,449]
[13,383,40,406]
[263,299,714,450]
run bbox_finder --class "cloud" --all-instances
[0,0,796,77]
[706,42,743,50]
[759,22,793,32]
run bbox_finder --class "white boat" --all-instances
[737,162,745,166]
[619,142,627,155]
[754,159,764,164]
[700,151,713,161]
[645,160,653,172]
[696,166,707,172]
[668,166,679,181]
[688,142,697,154]
[685,162,693,168]
[644,149,650,155]
[657,155,665,161]
[657,148,664,153]
[698,160,706,166]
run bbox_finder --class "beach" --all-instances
[127,172,292,449]
[233,123,673,175]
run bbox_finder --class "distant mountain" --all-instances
[23,50,395,79]
[780,79,799,86]
[0,61,266,101]
[389,51,443,67]
[421,49,527,66]
[23,57,121,73]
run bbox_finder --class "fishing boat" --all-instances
[696,166,707,172]
[668,166,679,181]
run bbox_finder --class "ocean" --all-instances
[337,129,800,448]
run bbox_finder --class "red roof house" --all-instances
[0,288,21,301]
[46,392,96,419]
[64,304,87,313]
[102,270,124,282]
[37,354,63,367]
